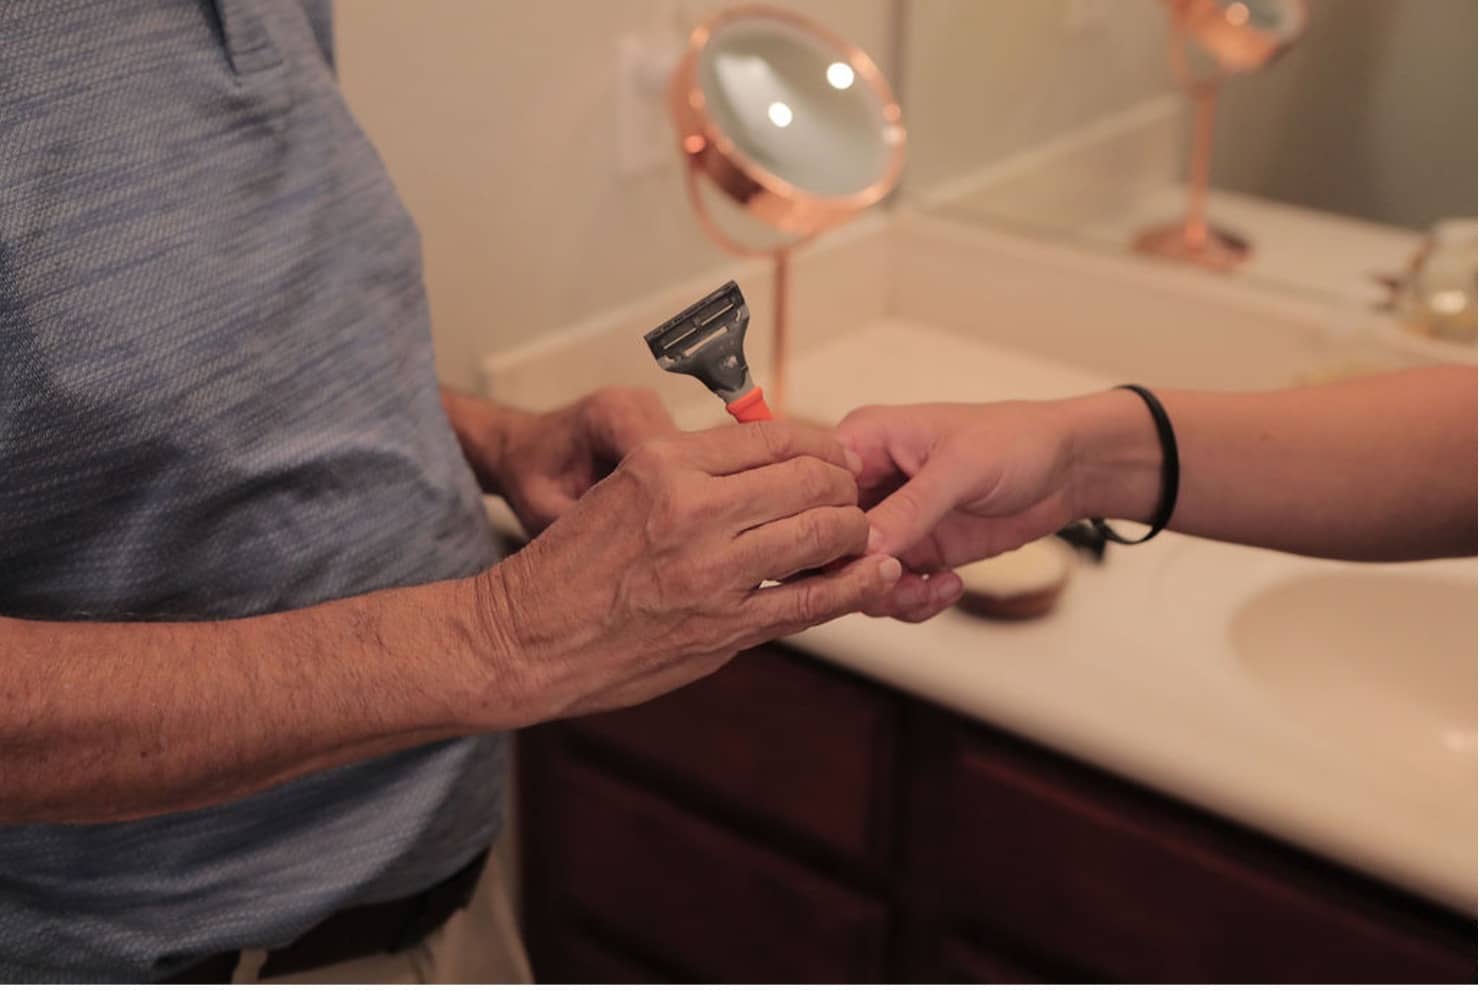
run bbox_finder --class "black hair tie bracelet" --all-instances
[1091,385,1180,546]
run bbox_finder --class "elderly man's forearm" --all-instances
[0,576,518,824]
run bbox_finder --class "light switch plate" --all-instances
[617,34,681,178]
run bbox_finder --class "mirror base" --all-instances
[1132,221,1251,272]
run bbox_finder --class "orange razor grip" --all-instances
[725,387,773,423]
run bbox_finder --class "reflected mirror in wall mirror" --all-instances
[1132,0,1308,271]
[670,4,905,414]
[900,0,1477,320]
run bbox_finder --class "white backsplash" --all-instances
[480,214,891,412]
[482,207,1473,410]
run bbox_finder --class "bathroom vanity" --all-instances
[516,642,1475,983]
[489,213,1477,983]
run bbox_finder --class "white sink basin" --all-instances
[1231,571,1478,778]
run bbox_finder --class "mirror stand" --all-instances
[1132,74,1250,271]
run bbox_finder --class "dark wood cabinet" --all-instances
[537,756,887,983]
[567,645,898,870]
[519,644,1476,983]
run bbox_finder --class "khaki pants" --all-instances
[232,854,533,984]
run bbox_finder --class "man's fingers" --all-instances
[731,506,870,582]
[683,421,852,476]
[717,456,859,532]
[863,570,964,622]
[862,571,931,617]
[864,463,965,559]
[750,554,902,634]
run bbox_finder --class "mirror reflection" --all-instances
[902,0,1477,312]
[1130,0,1310,271]
[1176,0,1309,76]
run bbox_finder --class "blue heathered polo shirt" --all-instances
[0,1,508,981]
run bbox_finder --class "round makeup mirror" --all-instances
[675,8,904,233]
[1174,0,1309,78]
[670,5,905,412]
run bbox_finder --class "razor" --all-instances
[643,280,773,423]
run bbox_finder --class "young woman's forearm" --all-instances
[1074,366,1477,560]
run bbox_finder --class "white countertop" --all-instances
[490,316,1477,913]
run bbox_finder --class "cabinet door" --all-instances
[568,645,897,867]
[534,925,675,984]
[538,756,889,983]
[925,725,1477,983]
[934,937,1051,984]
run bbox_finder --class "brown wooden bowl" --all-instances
[956,582,1068,621]
[953,538,1075,622]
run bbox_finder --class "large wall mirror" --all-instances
[897,0,1476,327]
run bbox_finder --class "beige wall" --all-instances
[335,0,893,390]
[901,0,1476,234]
[900,0,1175,191]
[1213,0,1478,231]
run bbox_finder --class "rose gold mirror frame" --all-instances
[1133,0,1308,272]
[669,4,906,416]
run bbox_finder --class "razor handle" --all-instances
[644,281,774,423]
[725,387,773,423]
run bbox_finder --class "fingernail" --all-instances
[932,572,963,602]
[867,527,884,554]
[844,449,863,476]
[877,557,902,584]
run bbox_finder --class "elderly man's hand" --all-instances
[445,386,678,535]
[478,420,903,722]
[493,387,679,534]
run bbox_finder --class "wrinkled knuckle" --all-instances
[791,582,829,625]
[790,459,851,507]
[823,510,864,557]
[735,536,771,582]
[751,420,788,462]
[842,507,869,547]
[792,458,833,504]
[833,465,860,505]
[798,511,831,557]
